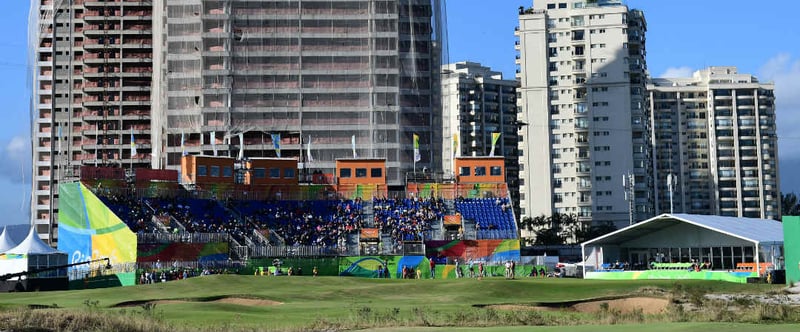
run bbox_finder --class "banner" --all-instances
[306,135,314,162]
[271,133,281,158]
[360,228,380,239]
[443,214,462,225]
[238,133,244,160]
[180,130,187,156]
[211,131,217,156]
[58,182,137,285]
[413,133,421,162]
[351,135,357,158]
[130,128,137,157]
[452,133,459,159]
[489,132,501,157]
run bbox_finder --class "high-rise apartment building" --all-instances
[30,0,154,244]
[30,0,446,243]
[648,67,780,219]
[441,62,519,208]
[516,0,653,230]
[155,0,445,185]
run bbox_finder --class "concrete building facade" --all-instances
[30,0,154,244]
[441,62,519,209]
[648,67,779,220]
[516,0,653,230]
[155,0,446,186]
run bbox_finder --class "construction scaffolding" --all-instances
[30,0,155,244]
[159,0,447,185]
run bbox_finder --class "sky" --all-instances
[0,0,798,226]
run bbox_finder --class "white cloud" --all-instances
[659,66,694,78]
[758,54,800,161]
[0,135,31,184]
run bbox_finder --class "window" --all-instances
[490,166,502,176]
[198,165,207,177]
[253,168,265,178]
[270,167,280,178]
[371,168,382,178]
[210,166,220,177]
[475,166,486,176]
[459,166,470,176]
[558,3,567,9]
[340,168,352,178]
[355,168,367,178]
[547,3,556,9]
[223,166,232,177]
[284,168,295,178]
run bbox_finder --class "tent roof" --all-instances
[0,227,18,252]
[4,227,63,255]
[582,213,784,247]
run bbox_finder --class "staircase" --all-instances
[380,234,395,254]
[362,200,375,228]
[462,219,478,240]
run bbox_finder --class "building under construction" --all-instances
[29,0,447,244]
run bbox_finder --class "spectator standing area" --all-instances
[582,214,784,283]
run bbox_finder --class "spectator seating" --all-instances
[373,197,444,246]
[95,191,157,233]
[455,197,516,239]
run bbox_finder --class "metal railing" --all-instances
[137,232,230,244]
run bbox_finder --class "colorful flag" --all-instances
[489,132,501,157]
[238,133,244,160]
[211,131,217,156]
[351,135,357,158]
[57,126,62,154]
[452,133,459,159]
[413,133,421,162]
[306,135,314,162]
[271,133,281,158]
[130,128,137,157]
[180,130,187,156]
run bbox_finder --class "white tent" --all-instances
[0,227,18,253]
[1,227,67,280]
[581,213,784,273]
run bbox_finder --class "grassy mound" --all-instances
[0,275,797,331]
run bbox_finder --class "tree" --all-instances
[782,192,800,216]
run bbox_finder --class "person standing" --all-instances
[455,259,461,278]
[468,260,475,278]
[478,262,485,280]
[513,261,518,279]
[429,257,436,279]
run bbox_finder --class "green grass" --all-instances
[0,275,796,331]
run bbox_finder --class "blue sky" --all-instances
[0,0,798,226]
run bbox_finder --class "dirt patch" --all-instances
[115,297,282,308]
[486,297,669,315]
[572,297,668,315]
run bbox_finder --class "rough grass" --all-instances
[0,275,797,331]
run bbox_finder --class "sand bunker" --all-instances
[571,297,668,314]
[116,297,282,307]
[487,297,669,315]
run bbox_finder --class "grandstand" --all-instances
[73,156,519,264]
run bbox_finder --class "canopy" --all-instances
[0,227,17,253]
[4,227,62,255]
[582,213,784,247]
